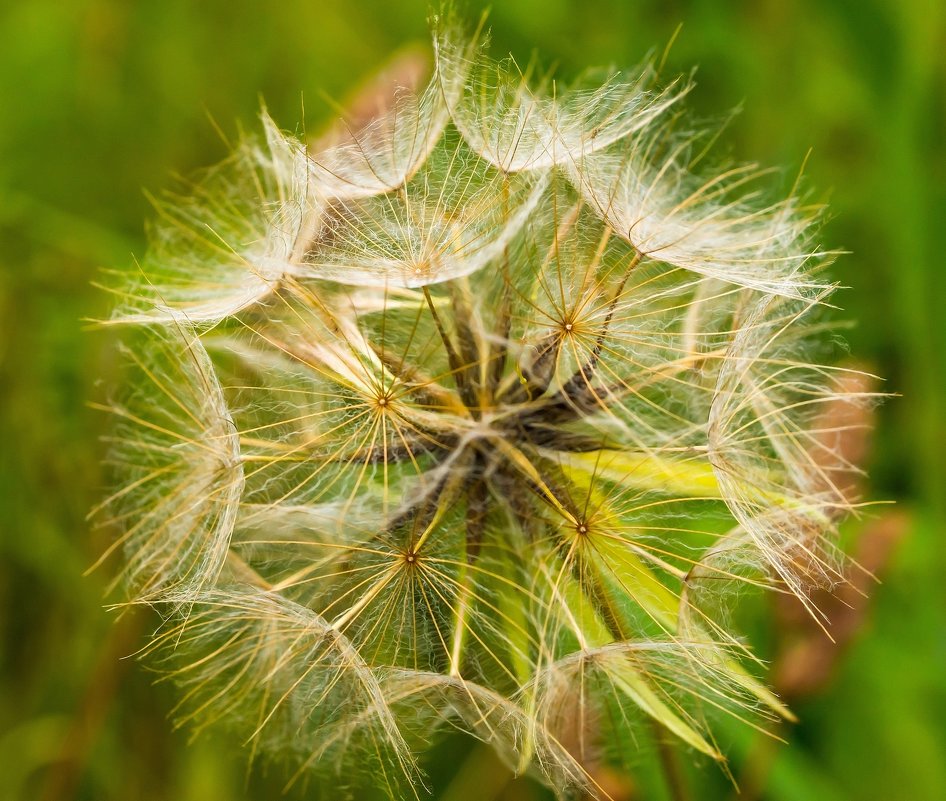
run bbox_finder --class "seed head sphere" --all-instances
[98,9,873,799]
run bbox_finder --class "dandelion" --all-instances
[97,7,876,799]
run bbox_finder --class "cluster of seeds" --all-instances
[98,10,872,799]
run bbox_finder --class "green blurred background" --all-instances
[1,1,944,799]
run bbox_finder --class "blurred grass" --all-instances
[0,1,944,799]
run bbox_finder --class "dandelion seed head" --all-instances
[98,7,878,799]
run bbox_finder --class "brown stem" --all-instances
[423,286,478,410]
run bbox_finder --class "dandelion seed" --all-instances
[104,112,312,325]
[99,7,877,799]
[94,324,243,601]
